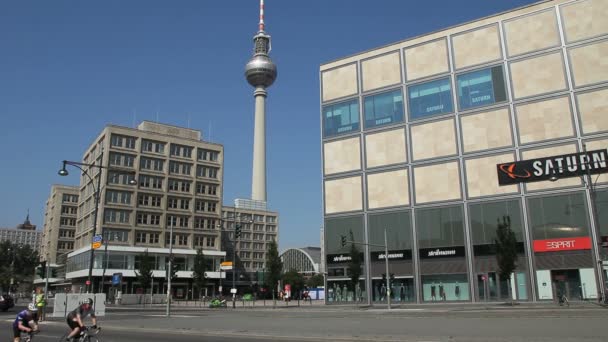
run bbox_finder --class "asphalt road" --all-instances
[2,303,608,342]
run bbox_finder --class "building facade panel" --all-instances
[576,88,608,135]
[365,128,407,168]
[465,153,519,198]
[509,52,567,99]
[503,8,560,57]
[411,118,457,161]
[560,0,608,43]
[452,24,502,69]
[323,137,361,175]
[568,40,608,88]
[414,161,461,204]
[515,95,575,144]
[404,38,449,81]
[361,51,402,92]
[460,107,513,153]
[324,176,363,214]
[321,63,358,102]
[367,169,409,209]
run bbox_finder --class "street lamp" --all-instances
[58,153,136,293]
[549,143,606,302]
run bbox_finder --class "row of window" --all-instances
[112,135,220,163]
[61,206,77,215]
[60,217,76,227]
[58,241,74,250]
[223,212,278,223]
[323,65,508,137]
[326,191,603,255]
[59,229,75,238]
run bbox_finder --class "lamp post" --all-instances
[58,153,136,293]
[549,143,607,303]
[166,221,174,317]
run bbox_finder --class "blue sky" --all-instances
[0,0,536,250]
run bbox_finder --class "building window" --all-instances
[416,205,465,248]
[363,89,404,129]
[323,99,360,137]
[198,149,220,162]
[60,217,76,226]
[469,200,525,256]
[61,206,77,215]
[140,157,164,172]
[206,236,215,247]
[170,144,193,158]
[142,140,165,154]
[408,77,454,119]
[139,175,163,190]
[103,210,130,224]
[105,190,132,205]
[528,192,590,240]
[109,152,135,168]
[456,65,507,111]
[109,171,136,186]
[105,229,129,242]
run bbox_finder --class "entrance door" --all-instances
[551,269,582,300]
[477,273,501,301]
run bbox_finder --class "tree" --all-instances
[306,274,324,288]
[265,240,283,301]
[0,241,38,292]
[495,215,518,305]
[282,269,305,297]
[135,250,153,294]
[347,230,362,301]
[192,248,207,299]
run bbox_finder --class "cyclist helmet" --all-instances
[28,303,38,312]
[87,298,94,305]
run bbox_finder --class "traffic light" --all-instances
[340,235,346,247]
[235,224,241,239]
[166,257,178,281]
[37,261,46,278]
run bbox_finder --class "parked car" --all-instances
[0,294,15,311]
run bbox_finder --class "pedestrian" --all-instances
[35,288,46,322]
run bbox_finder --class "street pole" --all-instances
[166,221,173,317]
[384,228,391,310]
[87,149,104,294]
[232,208,238,309]
[583,143,606,303]
[43,255,50,319]
[100,229,109,294]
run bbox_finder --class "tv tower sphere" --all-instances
[245,33,277,88]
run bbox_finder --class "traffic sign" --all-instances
[230,288,237,294]
[86,280,91,286]
[92,234,103,249]
[220,261,233,270]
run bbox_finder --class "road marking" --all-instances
[145,314,199,318]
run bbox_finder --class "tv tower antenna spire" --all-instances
[245,0,277,205]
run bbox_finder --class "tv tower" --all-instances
[245,0,277,204]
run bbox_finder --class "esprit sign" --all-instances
[533,237,592,252]
[496,149,608,186]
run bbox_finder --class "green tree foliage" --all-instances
[306,274,325,288]
[495,216,518,303]
[347,230,362,293]
[135,250,154,293]
[0,241,38,291]
[265,240,283,297]
[192,248,206,298]
[281,269,305,294]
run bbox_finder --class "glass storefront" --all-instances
[422,274,469,301]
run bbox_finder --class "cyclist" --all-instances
[65,298,98,341]
[12,303,39,342]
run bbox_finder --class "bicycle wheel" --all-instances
[85,336,99,342]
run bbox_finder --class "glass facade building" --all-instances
[320,0,608,304]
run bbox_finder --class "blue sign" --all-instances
[93,234,103,243]
[112,273,122,286]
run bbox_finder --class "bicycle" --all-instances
[557,293,569,307]
[59,326,101,342]
[19,330,38,342]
